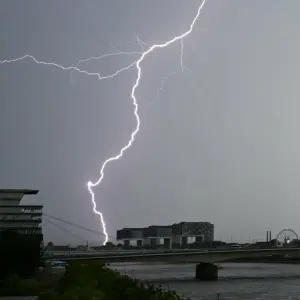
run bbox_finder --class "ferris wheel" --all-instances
[276,229,298,246]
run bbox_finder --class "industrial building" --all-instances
[0,189,43,235]
[116,227,144,248]
[116,221,214,249]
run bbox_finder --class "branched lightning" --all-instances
[87,0,206,245]
[70,50,142,85]
[152,70,179,104]
[1,54,138,81]
[0,0,207,245]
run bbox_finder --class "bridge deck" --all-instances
[45,247,300,264]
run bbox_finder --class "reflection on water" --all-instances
[111,262,300,299]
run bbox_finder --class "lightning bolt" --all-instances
[0,0,207,245]
[69,50,142,85]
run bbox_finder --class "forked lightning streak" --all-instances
[0,0,207,245]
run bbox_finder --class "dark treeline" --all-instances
[0,230,43,280]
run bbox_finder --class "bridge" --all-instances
[45,247,300,263]
[44,247,300,280]
[43,248,208,258]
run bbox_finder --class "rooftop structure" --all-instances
[0,189,43,235]
[0,189,39,195]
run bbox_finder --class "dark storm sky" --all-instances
[1,0,299,245]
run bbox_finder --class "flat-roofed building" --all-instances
[143,225,173,249]
[172,221,214,247]
[116,227,144,248]
[0,189,43,235]
[116,221,215,249]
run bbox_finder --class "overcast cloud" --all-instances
[0,0,299,245]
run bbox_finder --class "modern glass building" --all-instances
[0,189,43,235]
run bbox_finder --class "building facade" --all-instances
[116,221,214,249]
[116,228,144,248]
[0,189,43,235]
[172,222,214,241]
[143,225,173,249]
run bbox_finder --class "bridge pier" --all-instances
[195,263,218,280]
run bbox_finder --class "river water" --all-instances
[112,262,300,299]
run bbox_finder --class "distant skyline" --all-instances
[1,1,300,245]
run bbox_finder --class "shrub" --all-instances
[38,261,187,300]
[0,274,39,296]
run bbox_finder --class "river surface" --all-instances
[111,262,300,299]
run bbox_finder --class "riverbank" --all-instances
[0,261,189,299]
